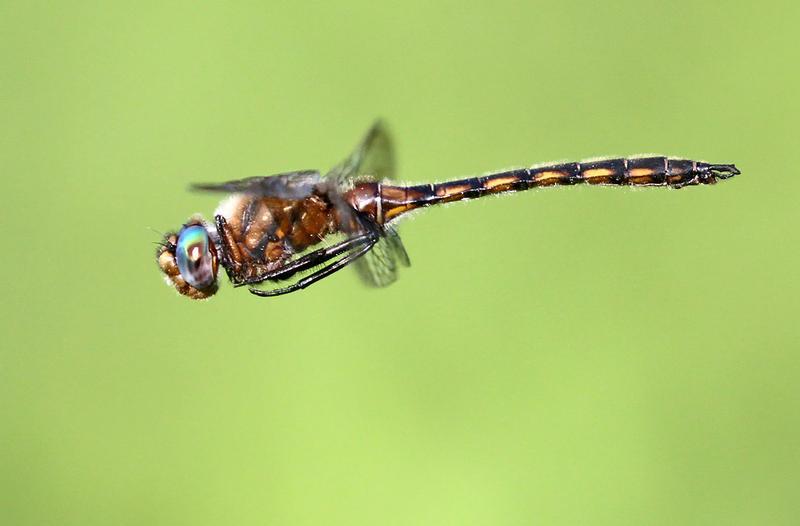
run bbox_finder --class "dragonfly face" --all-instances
[157,218,219,299]
[155,121,738,299]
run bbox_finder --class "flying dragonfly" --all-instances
[156,122,739,299]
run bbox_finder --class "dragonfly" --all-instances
[156,121,739,299]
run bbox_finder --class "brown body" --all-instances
[156,114,740,300]
[214,156,737,287]
[215,193,345,283]
[156,118,739,298]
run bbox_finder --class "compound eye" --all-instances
[175,225,217,289]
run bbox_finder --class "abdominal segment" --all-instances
[357,157,706,222]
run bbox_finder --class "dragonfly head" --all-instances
[157,218,219,299]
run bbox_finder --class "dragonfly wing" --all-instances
[329,122,411,287]
[355,226,409,287]
[386,226,410,267]
[191,170,321,199]
[326,120,395,185]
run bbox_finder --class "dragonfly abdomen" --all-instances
[368,157,738,222]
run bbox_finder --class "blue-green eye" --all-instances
[176,225,218,290]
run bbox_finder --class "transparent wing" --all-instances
[329,121,410,287]
[326,120,395,185]
[191,170,321,200]
[352,225,410,287]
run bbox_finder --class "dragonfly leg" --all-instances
[248,237,377,297]
[237,232,377,286]
[214,214,245,282]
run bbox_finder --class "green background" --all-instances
[2,1,798,524]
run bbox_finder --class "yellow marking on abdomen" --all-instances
[582,167,615,179]
[533,171,565,185]
[383,204,414,221]
[435,183,473,197]
[629,167,655,177]
[484,176,518,190]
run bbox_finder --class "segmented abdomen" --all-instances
[376,157,707,222]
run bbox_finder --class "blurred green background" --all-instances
[2,1,799,524]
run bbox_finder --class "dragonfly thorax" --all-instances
[214,191,346,278]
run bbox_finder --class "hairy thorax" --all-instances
[215,193,340,280]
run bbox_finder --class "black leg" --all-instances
[214,215,227,263]
[237,232,377,286]
[214,215,239,281]
[249,238,377,297]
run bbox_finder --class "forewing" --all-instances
[191,170,321,200]
[329,122,411,287]
[326,120,395,185]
